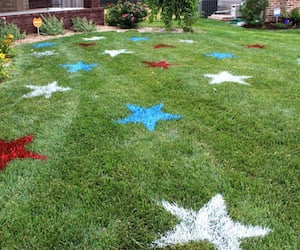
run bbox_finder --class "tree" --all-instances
[146,0,198,31]
[240,0,269,26]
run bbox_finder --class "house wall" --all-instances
[0,0,103,33]
[266,0,300,21]
[0,0,97,12]
[2,8,104,33]
[0,0,17,12]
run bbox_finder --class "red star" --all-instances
[142,60,176,69]
[244,44,265,49]
[153,44,175,49]
[0,135,47,171]
[78,42,96,47]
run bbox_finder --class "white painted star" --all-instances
[82,36,106,41]
[204,71,251,85]
[297,58,300,64]
[33,50,59,57]
[22,81,71,99]
[178,39,194,44]
[102,49,133,57]
[152,194,271,250]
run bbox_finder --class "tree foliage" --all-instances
[146,0,198,31]
[240,0,269,26]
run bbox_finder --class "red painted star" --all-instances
[244,44,265,49]
[142,60,177,69]
[0,135,47,171]
[153,44,175,49]
[78,42,96,47]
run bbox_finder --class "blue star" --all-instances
[59,61,97,73]
[204,52,236,59]
[32,42,54,48]
[130,36,149,42]
[116,103,182,131]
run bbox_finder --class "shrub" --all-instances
[0,34,13,81]
[147,0,199,32]
[0,22,25,40]
[0,51,8,81]
[290,7,300,27]
[0,34,14,56]
[39,14,64,35]
[240,0,269,26]
[71,17,97,32]
[105,0,148,29]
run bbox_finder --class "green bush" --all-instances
[39,14,64,35]
[240,0,269,26]
[0,22,26,40]
[290,7,300,27]
[147,0,198,32]
[71,17,97,32]
[105,0,148,29]
[0,34,14,81]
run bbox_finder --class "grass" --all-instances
[0,19,299,249]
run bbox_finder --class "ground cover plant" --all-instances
[0,19,299,249]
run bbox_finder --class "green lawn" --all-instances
[0,19,299,249]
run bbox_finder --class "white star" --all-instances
[297,58,300,64]
[82,36,106,41]
[102,49,133,57]
[22,81,71,99]
[152,194,271,250]
[178,39,194,44]
[204,71,251,85]
[32,50,59,57]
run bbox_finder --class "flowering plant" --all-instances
[105,1,148,29]
[0,34,13,81]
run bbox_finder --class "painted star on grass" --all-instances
[204,52,236,59]
[115,103,182,131]
[153,44,175,49]
[244,44,265,49]
[142,60,176,69]
[82,36,106,41]
[78,42,96,47]
[32,42,54,48]
[0,135,47,171]
[130,36,149,42]
[102,49,133,57]
[204,71,251,85]
[178,39,194,44]
[60,61,97,73]
[152,194,271,250]
[33,50,59,57]
[23,81,71,99]
[297,58,300,64]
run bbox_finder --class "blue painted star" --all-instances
[204,52,236,59]
[116,103,182,131]
[130,36,149,42]
[59,61,97,73]
[32,42,54,48]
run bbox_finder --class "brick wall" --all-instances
[2,8,104,33]
[266,0,300,22]
[0,0,17,12]
[84,0,100,8]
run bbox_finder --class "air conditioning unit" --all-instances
[231,4,241,17]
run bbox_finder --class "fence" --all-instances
[199,0,218,18]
